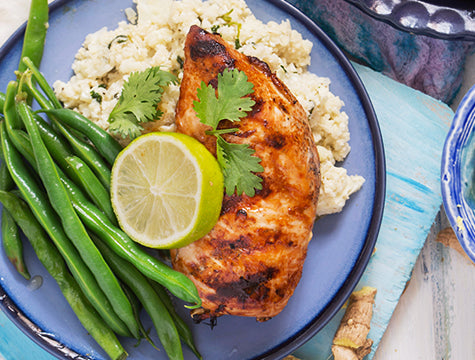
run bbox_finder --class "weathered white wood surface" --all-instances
[376,207,475,359]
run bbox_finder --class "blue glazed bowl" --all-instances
[441,84,475,262]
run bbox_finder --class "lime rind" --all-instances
[110,132,224,249]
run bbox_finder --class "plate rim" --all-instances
[0,0,386,358]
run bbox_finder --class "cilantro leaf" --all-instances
[216,135,263,197]
[193,68,263,197]
[193,68,255,129]
[108,66,177,139]
[108,113,142,140]
[194,81,220,129]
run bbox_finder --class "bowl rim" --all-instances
[343,0,475,41]
[441,84,475,263]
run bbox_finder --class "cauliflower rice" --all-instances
[53,0,365,216]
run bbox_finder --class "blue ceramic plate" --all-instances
[442,84,475,263]
[0,0,385,359]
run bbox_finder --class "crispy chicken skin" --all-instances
[170,25,320,321]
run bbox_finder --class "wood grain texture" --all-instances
[375,208,475,359]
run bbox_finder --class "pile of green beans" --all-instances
[0,76,203,358]
[0,189,127,360]
[0,1,202,359]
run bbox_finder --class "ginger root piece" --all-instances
[331,286,377,360]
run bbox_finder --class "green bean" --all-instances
[0,191,29,280]
[18,0,48,73]
[51,118,112,190]
[21,61,122,175]
[4,89,127,332]
[32,115,111,205]
[41,108,123,165]
[21,68,54,109]
[0,190,127,360]
[0,92,5,111]
[59,121,90,144]
[0,132,16,193]
[31,115,81,183]
[15,93,140,339]
[0,120,132,338]
[121,284,158,350]
[0,152,15,192]
[61,175,201,308]
[3,83,23,130]
[151,282,202,359]
[65,155,116,223]
[34,114,69,150]
[1,87,30,279]
[93,234,184,360]
[18,0,48,106]
[20,72,113,190]
[18,63,122,164]
[13,123,113,224]
[21,57,62,109]
[1,210,30,280]
[4,2,127,356]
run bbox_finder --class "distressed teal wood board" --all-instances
[0,63,453,359]
[0,310,53,360]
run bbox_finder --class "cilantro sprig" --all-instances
[194,68,264,197]
[108,66,178,139]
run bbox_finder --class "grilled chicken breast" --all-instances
[170,25,320,321]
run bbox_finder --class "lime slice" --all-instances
[110,132,224,249]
